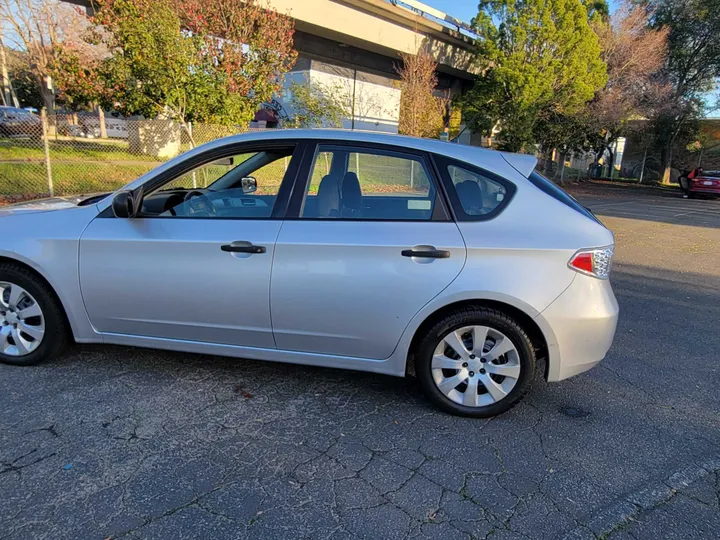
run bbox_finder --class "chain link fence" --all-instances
[0,110,256,205]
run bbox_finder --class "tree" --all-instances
[0,0,98,110]
[583,0,610,21]
[463,0,607,152]
[286,78,347,128]
[92,0,296,128]
[584,1,670,178]
[395,44,446,138]
[644,0,720,183]
[49,30,111,114]
[176,0,297,121]
[5,50,43,109]
[533,108,593,182]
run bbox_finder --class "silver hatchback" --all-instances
[0,130,618,417]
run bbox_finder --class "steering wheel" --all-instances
[183,190,216,217]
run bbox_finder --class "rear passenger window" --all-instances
[448,165,507,216]
[301,146,437,220]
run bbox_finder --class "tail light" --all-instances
[568,247,614,279]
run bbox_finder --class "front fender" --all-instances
[0,206,101,342]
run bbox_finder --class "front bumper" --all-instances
[538,273,619,382]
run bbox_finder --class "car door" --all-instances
[270,143,467,360]
[79,141,303,349]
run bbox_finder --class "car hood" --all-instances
[0,194,108,216]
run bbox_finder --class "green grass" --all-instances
[309,152,430,194]
[0,138,162,163]
[0,141,431,198]
[0,162,157,196]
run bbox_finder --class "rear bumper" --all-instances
[538,274,619,382]
[690,180,720,194]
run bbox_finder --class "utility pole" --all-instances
[639,146,648,184]
[350,69,357,130]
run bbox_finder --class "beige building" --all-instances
[269,0,478,139]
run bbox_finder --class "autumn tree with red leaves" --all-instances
[92,0,296,126]
[177,0,296,102]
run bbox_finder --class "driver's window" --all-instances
[141,148,294,219]
[162,154,252,191]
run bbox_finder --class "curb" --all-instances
[562,455,720,540]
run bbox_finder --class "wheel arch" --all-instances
[0,255,73,337]
[406,299,550,379]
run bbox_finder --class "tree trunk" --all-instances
[660,146,672,185]
[543,149,554,176]
[589,149,603,179]
[38,77,54,112]
[558,151,567,185]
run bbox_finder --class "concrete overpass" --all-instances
[273,0,478,81]
[270,0,478,135]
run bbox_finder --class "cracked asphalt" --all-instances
[1,183,719,540]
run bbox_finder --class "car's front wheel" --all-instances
[415,307,535,417]
[0,263,69,366]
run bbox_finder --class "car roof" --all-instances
[205,129,539,179]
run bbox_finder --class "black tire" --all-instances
[0,263,69,366]
[415,307,536,418]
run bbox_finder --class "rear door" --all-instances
[270,143,467,360]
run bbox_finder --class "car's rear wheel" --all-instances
[0,263,68,366]
[415,307,535,417]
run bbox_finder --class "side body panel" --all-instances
[0,205,100,342]
[79,217,281,348]
[270,221,467,359]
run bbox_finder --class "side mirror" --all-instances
[112,191,135,218]
[241,176,257,194]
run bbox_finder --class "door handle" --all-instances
[401,248,450,259]
[221,242,266,254]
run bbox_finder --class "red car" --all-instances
[687,171,720,198]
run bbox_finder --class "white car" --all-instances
[0,130,618,417]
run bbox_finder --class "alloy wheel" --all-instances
[0,281,45,356]
[431,325,521,407]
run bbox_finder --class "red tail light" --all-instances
[569,247,614,279]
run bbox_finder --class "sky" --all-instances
[420,0,622,24]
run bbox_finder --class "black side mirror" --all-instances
[112,191,135,218]
[241,176,257,194]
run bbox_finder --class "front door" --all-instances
[80,143,299,348]
[270,144,466,359]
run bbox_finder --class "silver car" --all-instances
[0,130,618,417]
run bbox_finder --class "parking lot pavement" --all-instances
[1,183,719,540]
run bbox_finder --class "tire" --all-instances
[0,263,69,366]
[415,307,536,418]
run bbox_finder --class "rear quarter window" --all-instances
[527,171,600,223]
[433,155,516,221]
